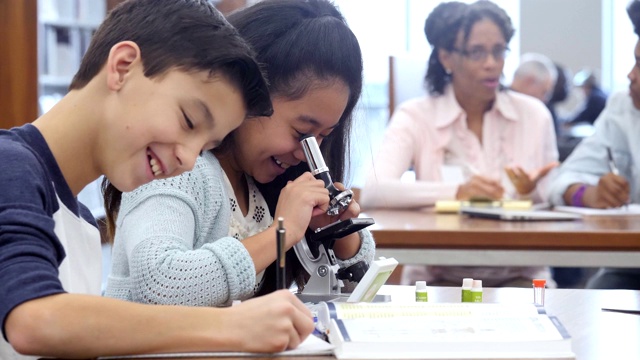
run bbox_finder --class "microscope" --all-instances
[293,135,375,303]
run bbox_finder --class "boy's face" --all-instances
[103,69,245,192]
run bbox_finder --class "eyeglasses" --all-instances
[450,46,510,62]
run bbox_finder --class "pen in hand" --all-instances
[606,146,628,210]
[606,147,620,176]
[276,217,286,290]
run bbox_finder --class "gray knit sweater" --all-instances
[105,152,375,306]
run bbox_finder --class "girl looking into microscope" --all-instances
[103,0,374,306]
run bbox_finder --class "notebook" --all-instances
[321,302,574,359]
[461,207,582,221]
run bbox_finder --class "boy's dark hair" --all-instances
[224,0,363,293]
[628,0,640,36]
[423,0,514,95]
[99,0,273,241]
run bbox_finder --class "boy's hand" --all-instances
[230,290,314,353]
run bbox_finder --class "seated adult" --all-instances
[361,1,558,288]
[564,70,607,126]
[510,52,557,103]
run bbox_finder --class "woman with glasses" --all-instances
[361,1,558,288]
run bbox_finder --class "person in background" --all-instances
[0,0,317,358]
[511,54,585,288]
[547,62,571,133]
[547,0,640,291]
[510,52,558,103]
[360,1,558,288]
[104,0,374,307]
[565,69,607,126]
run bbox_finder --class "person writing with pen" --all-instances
[361,1,558,289]
[546,0,640,291]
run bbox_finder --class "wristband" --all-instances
[571,184,587,207]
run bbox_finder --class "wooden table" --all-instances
[363,209,640,267]
[109,286,640,360]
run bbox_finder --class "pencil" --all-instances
[276,217,286,290]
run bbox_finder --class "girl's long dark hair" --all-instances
[225,0,363,293]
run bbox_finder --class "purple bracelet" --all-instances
[571,184,587,207]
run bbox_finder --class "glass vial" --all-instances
[415,281,428,302]
[461,278,473,302]
[471,279,483,303]
[533,279,546,306]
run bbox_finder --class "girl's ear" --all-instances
[105,41,142,91]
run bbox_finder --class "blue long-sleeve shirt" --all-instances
[0,124,100,356]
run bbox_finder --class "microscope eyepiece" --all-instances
[299,135,353,216]
[300,136,329,175]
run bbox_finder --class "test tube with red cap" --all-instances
[533,279,546,306]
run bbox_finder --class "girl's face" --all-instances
[441,18,508,104]
[103,69,245,192]
[230,79,350,184]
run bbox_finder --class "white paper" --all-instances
[554,204,640,216]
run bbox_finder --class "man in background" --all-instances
[510,53,558,103]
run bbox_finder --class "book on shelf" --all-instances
[319,302,574,359]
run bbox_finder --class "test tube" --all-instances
[415,281,428,302]
[461,278,473,302]
[471,280,483,303]
[533,279,546,306]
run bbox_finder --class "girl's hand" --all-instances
[272,172,329,247]
[308,182,363,259]
[308,182,360,231]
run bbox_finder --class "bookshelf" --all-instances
[0,0,108,129]
[37,0,106,115]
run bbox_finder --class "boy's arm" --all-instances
[5,290,313,358]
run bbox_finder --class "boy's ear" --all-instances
[106,41,142,91]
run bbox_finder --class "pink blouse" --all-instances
[360,86,558,286]
[361,86,558,209]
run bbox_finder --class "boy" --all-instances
[0,0,314,358]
